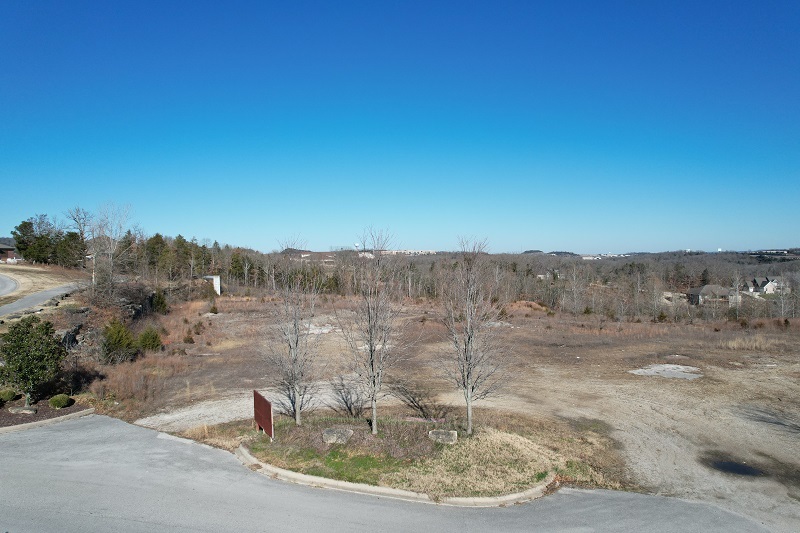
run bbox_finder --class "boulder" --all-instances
[322,428,354,445]
[428,429,458,444]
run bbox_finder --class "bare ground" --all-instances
[96,295,798,531]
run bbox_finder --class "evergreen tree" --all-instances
[0,316,67,406]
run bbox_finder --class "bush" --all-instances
[0,388,16,402]
[209,305,218,314]
[48,394,72,409]
[0,316,67,406]
[138,326,163,352]
[152,290,169,315]
[183,331,195,344]
[102,319,139,364]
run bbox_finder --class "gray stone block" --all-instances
[428,429,458,444]
[322,428,354,444]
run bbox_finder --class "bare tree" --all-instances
[731,270,743,320]
[328,375,367,418]
[65,206,93,268]
[441,238,505,435]
[566,263,587,315]
[264,241,320,426]
[339,229,400,435]
[88,204,132,297]
[389,378,450,420]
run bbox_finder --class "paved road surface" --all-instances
[0,416,768,532]
[0,272,19,298]
[0,279,80,317]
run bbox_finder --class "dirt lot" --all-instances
[92,295,800,531]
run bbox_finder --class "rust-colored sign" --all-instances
[253,390,274,439]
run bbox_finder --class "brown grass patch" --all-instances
[384,427,561,498]
[181,420,251,451]
[719,334,781,352]
[89,354,188,403]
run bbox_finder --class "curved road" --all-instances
[0,272,19,298]
[0,416,768,533]
[0,272,79,317]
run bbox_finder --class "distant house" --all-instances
[0,243,18,262]
[743,276,790,295]
[687,284,732,305]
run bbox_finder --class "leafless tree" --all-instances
[328,375,367,418]
[441,238,505,435]
[65,206,93,268]
[264,240,320,426]
[731,270,743,320]
[389,378,450,420]
[88,204,132,297]
[339,229,401,435]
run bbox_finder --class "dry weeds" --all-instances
[384,427,561,498]
[719,334,781,352]
[90,354,188,404]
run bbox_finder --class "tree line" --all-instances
[8,208,800,320]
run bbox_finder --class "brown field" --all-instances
[81,293,799,530]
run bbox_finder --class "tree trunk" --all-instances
[371,397,378,435]
[24,392,31,408]
[466,390,473,435]
[294,384,302,426]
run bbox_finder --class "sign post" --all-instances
[253,390,274,440]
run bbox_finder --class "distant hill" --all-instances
[280,247,311,255]
[522,250,543,254]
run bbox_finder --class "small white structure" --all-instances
[203,275,221,296]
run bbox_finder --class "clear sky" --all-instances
[2,1,798,254]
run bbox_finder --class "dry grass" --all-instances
[89,354,188,403]
[182,420,251,451]
[384,427,561,498]
[719,334,781,352]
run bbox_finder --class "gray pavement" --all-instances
[0,280,80,317]
[0,415,769,532]
[0,272,19,298]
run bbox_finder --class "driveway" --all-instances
[0,279,79,317]
[0,416,769,532]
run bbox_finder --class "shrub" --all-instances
[209,304,218,314]
[138,326,163,352]
[0,316,67,406]
[49,394,71,409]
[152,290,169,315]
[102,319,139,364]
[183,331,195,344]
[0,388,16,402]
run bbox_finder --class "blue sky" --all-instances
[2,1,798,254]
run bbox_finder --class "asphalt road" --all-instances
[0,272,19,298]
[0,279,79,317]
[0,416,768,532]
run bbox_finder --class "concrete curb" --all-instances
[0,408,95,435]
[235,444,556,507]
